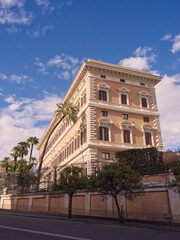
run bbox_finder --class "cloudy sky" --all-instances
[0,0,180,159]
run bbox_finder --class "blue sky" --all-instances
[0,0,180,158]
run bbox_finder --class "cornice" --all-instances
[88,140,150,151]
[89,99,160,116]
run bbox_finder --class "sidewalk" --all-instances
[0,209,180,233]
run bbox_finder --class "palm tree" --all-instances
[18,141,30,159]
[0,157,11,173]
[27,137,39,161]
[10,146,21,172]
[37,100,78,188]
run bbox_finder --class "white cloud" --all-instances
[0,72,32,84]
[35,0,54,14]
[35,54,80,80]
[0,93,62,159]
[0,0,33,25]
[161,33,172,41]
[27,25,54,38]
[171,34,180,53]
[119,47,156,71]
[156,74,180,150]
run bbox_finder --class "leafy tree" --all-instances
[18,141,30,159]
[168,160,180,193]
[53,166,88,219]
[116,147,165,176]
[37,100,78,188]
[15,157,37,190]
[0,157,13,186]
[27,137,39,161]
[91,162,144,223]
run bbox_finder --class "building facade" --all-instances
[37,59,163,181]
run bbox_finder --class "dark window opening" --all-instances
[145,132,152,145]
[143,117,149,122]
[123,129,130,143]
[120,79,125,83]
[100,75,106,79]
[121,94,127,104]
[140,82,145,86]
[141,97,147,108]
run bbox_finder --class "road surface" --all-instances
[0,214,179,240]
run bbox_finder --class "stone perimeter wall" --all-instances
[0,174,180,221]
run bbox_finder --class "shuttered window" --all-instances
[142,98,147,108]
[100,127,109,141]
[99,90,107,101]
[123,130,130,143]
[121,94,127,104]
[145,132,152,145]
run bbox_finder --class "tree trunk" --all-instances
[29,144,33,161]
[37,115,65,189]
[14,156,17,172]
[68,195,73,219]
[114,195,125,223]
[114,195,120,213]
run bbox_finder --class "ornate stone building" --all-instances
[37,59,163,180]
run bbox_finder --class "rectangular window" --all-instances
[120,79,125,83]
[81,97,83,108]
[145,132,152,145]
[140,82,145,86]
[123,129,130,143]
[143,117,149,122]
[101,111,108,117]
[100,127,109,141]
[121,94,127,104]
[142,97,147,108]
[102,153,110,160]
[81,131,84,145]
[99,90,107,101]
[84,93,86,104]
[100,75,106,79]
[122,114,128,120]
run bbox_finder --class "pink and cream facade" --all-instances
[37,60,163,179]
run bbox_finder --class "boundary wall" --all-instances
[0,174,180,221]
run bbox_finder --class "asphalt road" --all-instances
[0,214,179,240]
